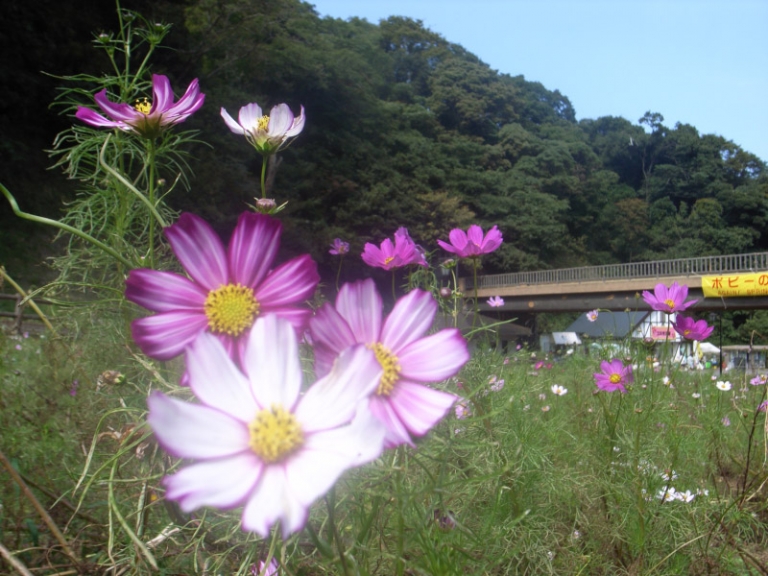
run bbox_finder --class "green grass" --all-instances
[2,315,768,575]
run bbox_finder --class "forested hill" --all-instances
[2,0,766,281]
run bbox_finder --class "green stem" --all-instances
[335,256,344,293]
[260,154,268,199]
[98,136,167,229]
[472,257,479,330]
[325,488,352,576]
[146,138,157,269]
[1,182,133,270]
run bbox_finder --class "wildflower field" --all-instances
[1,6,768,575]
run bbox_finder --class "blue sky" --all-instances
[309,0,768,162]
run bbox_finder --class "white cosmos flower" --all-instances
[551,384,567,396]
[715,380,732,391]
[147,314,384,538]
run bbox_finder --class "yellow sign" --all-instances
[702,272,768,297]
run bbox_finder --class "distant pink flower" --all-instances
[750,374,767,386]
[125,212,319,365]
[149,315,385,538]
[76,74,204,139]
[642,282,697,313]
[309,279,469,448]
[594,359,632,393]
[758,400,768,413]
[437,225,502,258]
[721,416,731,427]
[489,375,505,392]
[221,101,305,155]
[251,558,278,575]
[329,238,350,256]
[455,402,470,420]
[672,316,713,341]
[586,310,599,322]
[488,296,504,308]
[14,344,21,351]
[534,361,544,370]
[361,228,427,270]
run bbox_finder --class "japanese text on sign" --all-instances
[702,272,768,297]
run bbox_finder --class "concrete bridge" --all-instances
[463,252,768,313]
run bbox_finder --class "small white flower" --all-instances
[551,384,567,396]
[677,490,695,503]
[692,392,701,399]
[661,470,678,482]
[658,487,678,502]
[715,380,732,391]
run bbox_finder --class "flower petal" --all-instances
[267,103,294,136]
[389,380,456,437]
[75,107,126,129]
[398,329,469,382]
[294,345,381,432]
[125,269,207,312]
[151,74,173,112]
[241,466,309,538]
[148,392,250,459]
[335,279,382,345]
[221,107,245,134]
[381,289,436,353]
[284,105,305,137]
[131,311,209,360]
[238,102,264,131]
[286,407,384,506]
[186,331,258,422]
[308,303,359,377]
[227,213,282,288]
[164,453,262,512]
[165,213,228,291]
[255,255,319,307]
[369,395,415,448]
[243,315,302,410]
[93,89,140,123]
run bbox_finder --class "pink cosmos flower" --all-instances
[221,102,305,155]
[437,225,503,258]
[671,316,714,341]
[750,374,768,386]
[251,559,278,576]
[329,238,350,256]
[586,310,599,322]
[594,359,632,393]
[642,282,697,313]
[758,400,768,412]
[309,279,469,448]
[361,228,427,270]
[125,212,319,364]
[488,296,504,308]
[76,75,204,139]
[148,315,385,538]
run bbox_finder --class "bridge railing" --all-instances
[472,252,768,290]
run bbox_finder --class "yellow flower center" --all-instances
[257,115,270,131]
[683,329,691,336]
[134,97,152,114]
[609,373,622,384]
[248,405,304,463]
[664,298,676,309]
[384,256,395,266]
[367,342,402,396]
[204,284,259,336]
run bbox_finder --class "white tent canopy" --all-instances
[698,342,720,354]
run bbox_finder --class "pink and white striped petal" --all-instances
[186,332,258,423]
[148,392,250,459]
[227,213,281,289]
[243,315,302,411]
[241,466,309,538]
[381,289,436,353]
[165,213,228,291]
[125,269,207,312]
[389,381,457,438]
[335,279,382,344]
[163,452,262,512]
[294,345,381,432]
[398,329,469,382]
[131,311,209,360]
[369,395,416,448]
[255,255,319,308]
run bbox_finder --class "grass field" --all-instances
[2,308,767,576]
